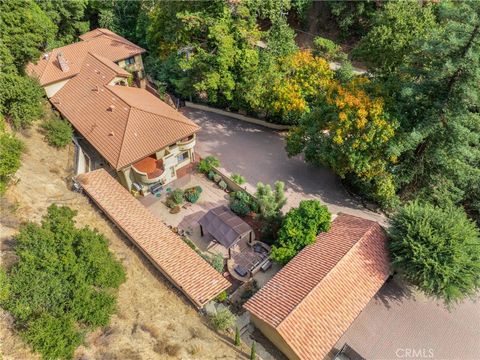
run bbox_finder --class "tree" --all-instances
[388,1,480,222]
[327,0,378,38]
[269,50,333,122]
[0,74,45,128]
[35,0,89,47]
[0,0,56,72]
[286,78,398,207]
[1,205,125,359]
[147,1,261,108]
[255,181,286,221]
[389,201,480,304]
[271,200,331,265]
[354,0,439,77]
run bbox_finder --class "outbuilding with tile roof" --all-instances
[244,213,390,360]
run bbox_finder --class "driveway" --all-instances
[335,276,480,359]
[182,107,384,223]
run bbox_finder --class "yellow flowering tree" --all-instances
[270,50,333,121]
[286,78,398,206]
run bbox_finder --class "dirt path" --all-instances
[0,124,246,359]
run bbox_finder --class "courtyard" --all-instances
[138,171,280,288]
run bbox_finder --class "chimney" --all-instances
[57,52,69,72]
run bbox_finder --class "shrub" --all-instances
[230,198,250,216]
[209,308,235,332]
[213,174,221,183]
[0,74,45,128]
[229,191,256,216]
[231,173,245,185]
[250,340,256,360]
[216,291,228,302]
[208,253,224,273]
[271,200,331,265]
[255,181,286,221]
[168,189,184,206]
[234,326,241,346]
[0,128,23,195]
[218,180,227,191]
[208,170,215,180]
[198,156,220,173]
[389,201,480,304]
[42,117,72,148]
[2,205,125,359]
[184,186,202,203]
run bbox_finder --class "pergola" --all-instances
[198,206,253,257]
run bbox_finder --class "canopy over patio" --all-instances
[198,206,253,248]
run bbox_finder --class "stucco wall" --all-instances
[45,78,70,98]
[249,313,299,360]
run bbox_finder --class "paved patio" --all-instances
[139,172,280,285]
[181,107,385,224]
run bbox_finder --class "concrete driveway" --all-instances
[182,107,384,223]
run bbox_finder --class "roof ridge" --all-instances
[88,52,129,76]
[276,219,379,332]
[107,86,199,128]
[115,105,133,169]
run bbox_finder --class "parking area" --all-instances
[181,107,385,224]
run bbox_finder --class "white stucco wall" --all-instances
[45,79,70,98]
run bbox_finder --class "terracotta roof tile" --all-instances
[27,28,145,86]
[50,53,199,170]
[244,213,390,360]
[78,169,230,308]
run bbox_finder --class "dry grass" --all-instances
[0,124,245,359]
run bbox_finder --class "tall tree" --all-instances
[0,0,56,72]
[390,1,480,221]
[287,78,398,206]
[35,0,89,47]
[354,0,439,77]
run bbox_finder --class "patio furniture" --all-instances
[234,265,248,278]
[150,182,163,194]
[261,259,272,272]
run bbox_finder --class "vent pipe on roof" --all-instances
[57,52,69,72]
[109,131,115,137]
[108,105,115,112]
[92,85,99,92]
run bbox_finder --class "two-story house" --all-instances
[27,29,200,195]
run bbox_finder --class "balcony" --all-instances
[132,156,165,184]
[177,135,196,151]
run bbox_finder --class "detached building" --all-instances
[27,29,199,194]
[244,213,390,360]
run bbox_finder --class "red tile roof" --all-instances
[27,28,145,86]
[244,213,390,360]
[78,169,230,308]
[49,52,199,170]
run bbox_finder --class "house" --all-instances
[27,28,147,95]
[244,213,390,360]
[77,168,230,308]
[27,29,200,194]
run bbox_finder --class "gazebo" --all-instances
[198,206,254,257]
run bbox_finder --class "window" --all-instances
[125,57,135,65]
[176,151,189,163]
